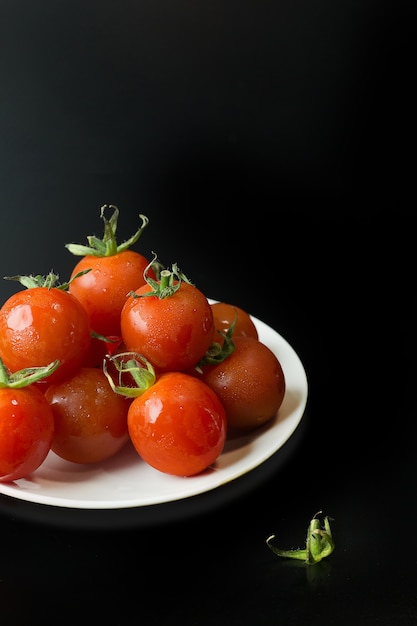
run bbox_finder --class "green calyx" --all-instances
[0,357,60,388]
[194,307,240,372]
[129,255,192,300]
[266,511,335,565]
[194,319,236,372]
[103,352,156,398]
[3,270,91,291]
[65,204,149,257]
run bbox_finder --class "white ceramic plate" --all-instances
[0,309,308,510]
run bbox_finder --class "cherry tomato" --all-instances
[196,336,286,431]
[0,286,91,387]
[211,301,259,343]
[121,270,214,373]
[45,367,131,464]
[69,250,155,337]
[128,371,227,476]
[66,206,155,337]
[0,385,54,482]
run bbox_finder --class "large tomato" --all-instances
[127,371,227,476]
[0,276,91,387]
[67,205,156,337]
[196,336,286,431]
[45,367,131,464]
[0,360,56,482]
[120,266,214,373]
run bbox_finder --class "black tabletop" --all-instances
[0,2,415,625]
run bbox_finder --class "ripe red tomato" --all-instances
[121,275,214,373]
[0,286,91,387]
[45,367,131,464]
[66,206,156,337]
[128,371,227,476]
[196,336,286,431]
[0,385,54,482]
[68,250,155,337]
[211,301,259,343]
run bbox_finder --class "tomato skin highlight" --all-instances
[0,287,91,387]
[120,281,214,373]
[0,386,54,482]
[128,372,227,476]
[197,336,286,431]
[45,367,131,464]
[69,251,155,337]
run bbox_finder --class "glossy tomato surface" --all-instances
[0,287,91,387]
[128,371,227,476]
[69,250,155,337]
[120,281,214,373]
[45,367,131,464]
[0,385,55,482]
[197,336,286,431]
[211,301,259,342]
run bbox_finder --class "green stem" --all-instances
[0,358,60,388]
[103,352,156,398]
[65,205,150,257]
[128,257,192,301]
[0,358,9,385]
[266,511,335,565]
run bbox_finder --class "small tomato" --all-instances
[67,206,156,337]
[0,359,58,482]
[121,265,213,373]
[0,273,91,387]
[197,336,286,431]
[45,367,131,464]
[128,371,227,476]
[211,301,259,343]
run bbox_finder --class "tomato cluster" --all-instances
[0,205,286,482]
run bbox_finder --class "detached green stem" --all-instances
[266,511,335,565]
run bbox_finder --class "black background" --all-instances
[0,2,415,625]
